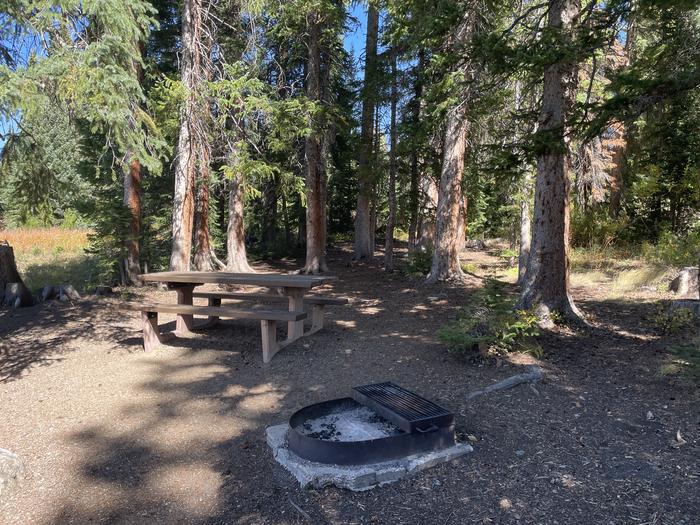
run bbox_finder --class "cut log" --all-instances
[4,282,33,308]
[465,365,544,400]
[669,267,699,296]
[60,284,81,301]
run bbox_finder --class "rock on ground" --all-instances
[0,448,24,498]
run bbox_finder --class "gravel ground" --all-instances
[0,247,698,524]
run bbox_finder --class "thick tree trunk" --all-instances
[385,50,398,271]
[193,144,217,271]
[0,242,32,307]
[123,157,142,284]
[427,12,475,283]
[518,0,583,324]
[354,3,379,260]
[302,11,328,274]
[517,178,532,286]
[427,108,468,282]
[170,0,204,271]
[226,172,253,273]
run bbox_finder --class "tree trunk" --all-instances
[123,157,142,284]
[427,108,469,282]
[517,177,532,286]
[0,242,32,307]
[262,176,278,249]
[417,175,439,250]
[426,12,475,283]
[226,171,253,273]
[407,51,425,252]
[518,0,583,324]
[353,3,379,260]
[193,143,217,271]
[302,11,328,274]
[385,50,398,271]
[170,0,205,271]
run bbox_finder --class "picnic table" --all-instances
[130,271,345,362]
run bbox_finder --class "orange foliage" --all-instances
[0,228,89,254]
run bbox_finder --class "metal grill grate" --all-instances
[352,382,454,433]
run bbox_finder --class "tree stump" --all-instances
[669,267,699,296]
[0,241,33,307]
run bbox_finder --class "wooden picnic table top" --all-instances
[139,271,336,289]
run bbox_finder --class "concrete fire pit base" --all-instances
[266,424,473,491]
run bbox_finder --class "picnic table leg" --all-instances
[285,287,305,341]
[170,283,196,334]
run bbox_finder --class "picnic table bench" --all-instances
[126,272,346,363]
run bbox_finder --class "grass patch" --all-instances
[569,247,674,295]
[662,337,700,379]
[1,228,94,292]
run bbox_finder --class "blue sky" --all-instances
[344,1,368,70]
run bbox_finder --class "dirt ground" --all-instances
[1,245,698,525]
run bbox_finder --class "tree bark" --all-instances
[193,142,217,271]
[226,171,254,273]
[170,0,205,271]
[123,157,142,284]
[427,12,475,283]
[385,50,398,271]
[353,3,379,260]
[517,177,532,286]
[518,0,584,324]
[427,108,469,282]
[407,51,425,252]
[302,10,328,274]
[0,242,31,307]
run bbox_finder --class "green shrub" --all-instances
[461,262,477,274]
[664,337,700,378]
[405,249,432,276]
[652,306,698,335]
[571,208,628,248]
[438,279,540,355]
[641,225,700,267]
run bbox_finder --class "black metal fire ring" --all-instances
[287,397,456,466]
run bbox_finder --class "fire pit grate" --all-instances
[352,382,454,433]
[286,383,458,465]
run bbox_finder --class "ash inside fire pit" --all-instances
[300,404,402,442]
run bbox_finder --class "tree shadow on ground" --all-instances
[2,247,698,524]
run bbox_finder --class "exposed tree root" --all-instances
[465,365,544,400]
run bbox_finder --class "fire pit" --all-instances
[287,382,458,465]
[266,382,472,490]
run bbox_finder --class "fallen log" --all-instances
[59,284,81,302]
[466,365,544,400]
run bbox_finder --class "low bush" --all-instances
[641,225,700,267]
[405,249,432,276]
[652,306,698,335]
[438,279,541,355]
